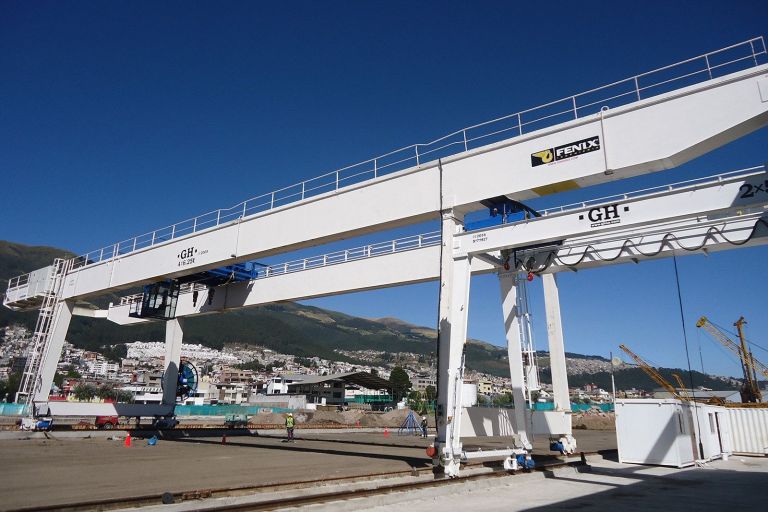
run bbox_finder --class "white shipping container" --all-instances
[728,408,768,455]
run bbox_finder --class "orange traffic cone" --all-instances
[124,432,132,447]
[383,428,390,438]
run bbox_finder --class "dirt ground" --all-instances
[247,408,418,428]
[572,411,616,430]
[254,408,615,430]
[0,430,617,510]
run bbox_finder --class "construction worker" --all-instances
[285,412,295,442]
[420,415,428,438]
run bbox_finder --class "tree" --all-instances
[425,385,437,401]
[388,366,411,401]
[237,360,265,372]
[0,372,21,403]
[114,389,134,403]
[65,366,81,379]
[73,383,97,401]
[97,385,117,401]
[492,392,514,407]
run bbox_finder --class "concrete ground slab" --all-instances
[0,430,615,511]
[313,455,768,512]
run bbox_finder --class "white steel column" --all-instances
[541,273,576,453]
[162,318,185,406]
[542,274,570,412]
[498,272,533,450]
[33,300,74,407]
[435,210,471,477]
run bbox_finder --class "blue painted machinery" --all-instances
[130,262,262,319]
[516,453,536,470]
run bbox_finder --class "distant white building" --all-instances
[121,385,163,404]
[87,360,120,377]
[413,375,436,392]
[218,383,249,404]
[266,375,305,394]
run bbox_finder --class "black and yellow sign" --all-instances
[531,136,600,167]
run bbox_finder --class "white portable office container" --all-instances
[616,399,697,467]
[616,399,730,467]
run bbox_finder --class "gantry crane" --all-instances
[696,316,765,403]
[618,344,686,400]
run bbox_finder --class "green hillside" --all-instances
[540,367,736,392]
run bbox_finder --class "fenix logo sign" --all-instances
[531,136,600,167]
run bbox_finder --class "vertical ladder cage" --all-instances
[515,275,540,404]
[16,258,72,413]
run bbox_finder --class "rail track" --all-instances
[0,422,362,432]
[11,452,602,512]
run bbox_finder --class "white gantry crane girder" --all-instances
[98,165,768,326]
[456,167,768,262]
[4,39,768,308]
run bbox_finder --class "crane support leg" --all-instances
[499,271,533,450]
[162,318,185,406]
[434,210,470,478]
[542,274,576,453]
[32,300,74,412]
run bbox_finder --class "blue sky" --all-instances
[2,1,767,378]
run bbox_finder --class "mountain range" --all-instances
[0,240,739,391]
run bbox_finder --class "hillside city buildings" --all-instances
[0,324,725,407]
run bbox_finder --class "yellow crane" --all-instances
[618,344,686,400]
[619,344,730,406]
[696,316,764,403]
[671,373,692,401]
